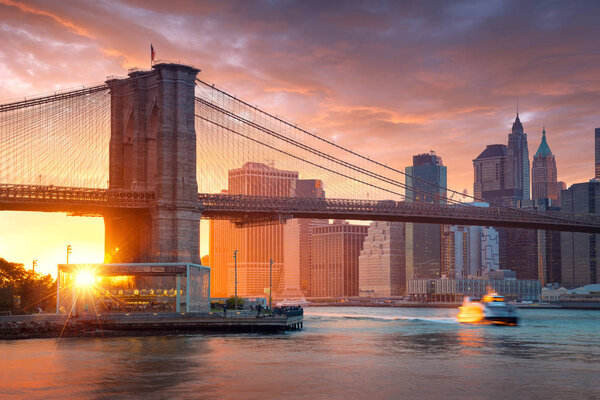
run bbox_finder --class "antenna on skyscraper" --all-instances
[516,96,519,116]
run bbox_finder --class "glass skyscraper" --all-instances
[405,152,447,280]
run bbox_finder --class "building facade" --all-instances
[560,182,600,288]
[407,277,541,302]
[358,221,406,297]
[405,152,447,281]
[531,127,565,286]
[441,203,500,279]
[505,114,530,203]
[311,221,368,297]
[532,128,565,206]
[283,179,326,297]
[473,115,536,282]
[473,144,511,203]
[209,162,298,298]
[595,128,600,179]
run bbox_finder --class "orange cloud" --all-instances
[0,0,91,38]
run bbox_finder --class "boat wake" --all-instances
[304,311,458,324]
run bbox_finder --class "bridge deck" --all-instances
[2,184,600,233]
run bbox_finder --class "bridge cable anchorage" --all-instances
[195,79,573,222]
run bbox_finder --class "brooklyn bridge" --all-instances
[1,62,599,265]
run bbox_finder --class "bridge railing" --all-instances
[0,184,154,209]
[197,193,600,229]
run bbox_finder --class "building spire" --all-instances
[517,96,519,116]
[512,112,523,134]
[535,126,552,157]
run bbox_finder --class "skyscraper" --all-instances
[209,162,298,298]
[283,179,326,297]
[358,221,406,297]
[473,114,535,281]
[505,114,530,203]
[595,128,600,179]
[310,220,368,297]
[473,144,510,204]
[532,127,565,206]
[531,127,565,286]
[441,203,500,279]
[405,152,447,280]
[561,182,600,288]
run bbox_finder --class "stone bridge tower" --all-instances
[104,63,200,264]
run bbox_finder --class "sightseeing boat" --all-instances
[457,292,519,326]
[275,298,310,307]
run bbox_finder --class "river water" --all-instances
[1,307,599,399]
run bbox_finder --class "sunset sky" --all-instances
[1,0,599,277]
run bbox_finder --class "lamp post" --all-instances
[233,250,238,310]
[269,257,273,310]
[66,245,72,264]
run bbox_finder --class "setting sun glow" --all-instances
[75,270,95,288]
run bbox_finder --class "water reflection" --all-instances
[457,327,485,355]
[89,337,208,397]
[1,308,599,399]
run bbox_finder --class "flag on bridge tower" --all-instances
[151,44,155,63]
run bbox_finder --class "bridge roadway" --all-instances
[2,184,600,233]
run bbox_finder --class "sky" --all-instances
[1,0,599,277]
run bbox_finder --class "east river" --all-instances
[1,307,598,399]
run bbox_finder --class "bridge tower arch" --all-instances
[104,63,201,264]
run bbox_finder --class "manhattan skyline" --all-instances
[1,0,599,276]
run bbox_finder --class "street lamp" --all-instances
[269,257,273,310]
[233,250,238,310]
[66,245,72,264]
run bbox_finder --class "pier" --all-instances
[0,311,304,340]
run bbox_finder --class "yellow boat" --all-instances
[457,293,519,326]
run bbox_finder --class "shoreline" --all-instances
[305,302,583,310]
[0,312,303,340]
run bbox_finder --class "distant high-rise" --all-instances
[595,128,600,179]
[531,127,564,286]
[441,203,500,279]
[473,115,535,281]
[405,152,447,280]
[561,182,600,288]
[473,144,510,204]
[358,222,406,297]
[532,127,565,206]
[311,220,368,297]
[283,178,326,297]
[209,162,298,298]
[505,114,530,203]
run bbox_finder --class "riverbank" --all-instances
[0,312,303,340]
[308,301,460,308]
[307,300,585,310]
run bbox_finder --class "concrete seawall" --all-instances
[0,312,304,340]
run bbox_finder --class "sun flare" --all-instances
[75,270,95,288]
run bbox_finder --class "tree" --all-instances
[0,258,56,313]
[226,296,244,309]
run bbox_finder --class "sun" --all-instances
[75,270,95,288]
